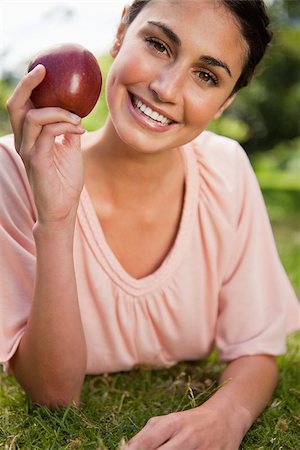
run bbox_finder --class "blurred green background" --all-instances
[0,0,299,292]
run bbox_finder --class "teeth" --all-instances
[132,96,172,125]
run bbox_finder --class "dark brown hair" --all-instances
[124,0,273,93]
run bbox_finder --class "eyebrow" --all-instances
[147,20,181,47]
[147,20,232,78]
[199,55,232,78]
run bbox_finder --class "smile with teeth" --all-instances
[131,95,174,126]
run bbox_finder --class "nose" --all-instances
[149,62,185,104]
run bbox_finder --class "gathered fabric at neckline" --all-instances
[77,142,199,295]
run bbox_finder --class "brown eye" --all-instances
[146,38,169,56]
[196,70,218,86]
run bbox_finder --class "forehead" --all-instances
[129,0,247,76]
[139,0,239,25]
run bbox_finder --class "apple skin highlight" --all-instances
[28,43,102,118]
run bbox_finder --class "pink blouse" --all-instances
[0,131,299,374]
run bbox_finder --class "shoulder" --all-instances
[0,133,26,178]
[192,130,251,173]
[189,130,255,194]
[193,129,239,151]
[187,131,262,228]
[0,133,17,156]
[0,133,36,218]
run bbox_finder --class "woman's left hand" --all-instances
[127,404,244,450]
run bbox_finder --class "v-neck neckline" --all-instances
[77,142,198,295]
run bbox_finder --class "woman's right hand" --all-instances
[6,64,86,225]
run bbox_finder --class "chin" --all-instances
[108,117,167,155]
[119,132,164,155]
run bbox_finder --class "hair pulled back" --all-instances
[124,0,272,93]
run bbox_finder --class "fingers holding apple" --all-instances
[20,107,83,157]
[5,42,102,224]
[19,113,86,225]
[28,43,102,118]
[7,42,102,152]
[6,65,47,152]
[7,64,46,110]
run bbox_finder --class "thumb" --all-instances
[16,64,47,108]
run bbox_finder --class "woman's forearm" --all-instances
[206,355,279,436]
[11,218,87,407]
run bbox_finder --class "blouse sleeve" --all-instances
[215,143,299,362]
[0,135,37,370]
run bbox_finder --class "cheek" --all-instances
[185,93,221,127]
[109,49,156,88]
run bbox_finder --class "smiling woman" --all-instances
[125,0,272,93]
[106,0,247,154]
[0,1,299,449]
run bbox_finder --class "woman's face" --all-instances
[106,0,247,154]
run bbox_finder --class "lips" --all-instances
[129,93,177,127]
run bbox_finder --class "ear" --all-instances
[110,6,129,58]
[214,94,236,119]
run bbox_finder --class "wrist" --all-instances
[33,214,77,243]
[200,389,252,437]
[34,201,79,230]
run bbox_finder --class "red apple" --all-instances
[28,43,102,118]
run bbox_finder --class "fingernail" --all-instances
[71,113,81,122]
[33,64,44,73]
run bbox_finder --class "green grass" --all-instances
[1,189,299,449]
[1,343,299,449]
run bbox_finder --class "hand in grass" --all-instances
[127,404,244,450]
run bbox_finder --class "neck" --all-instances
[83,118,184,202]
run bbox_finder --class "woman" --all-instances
[0,0,299,448]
